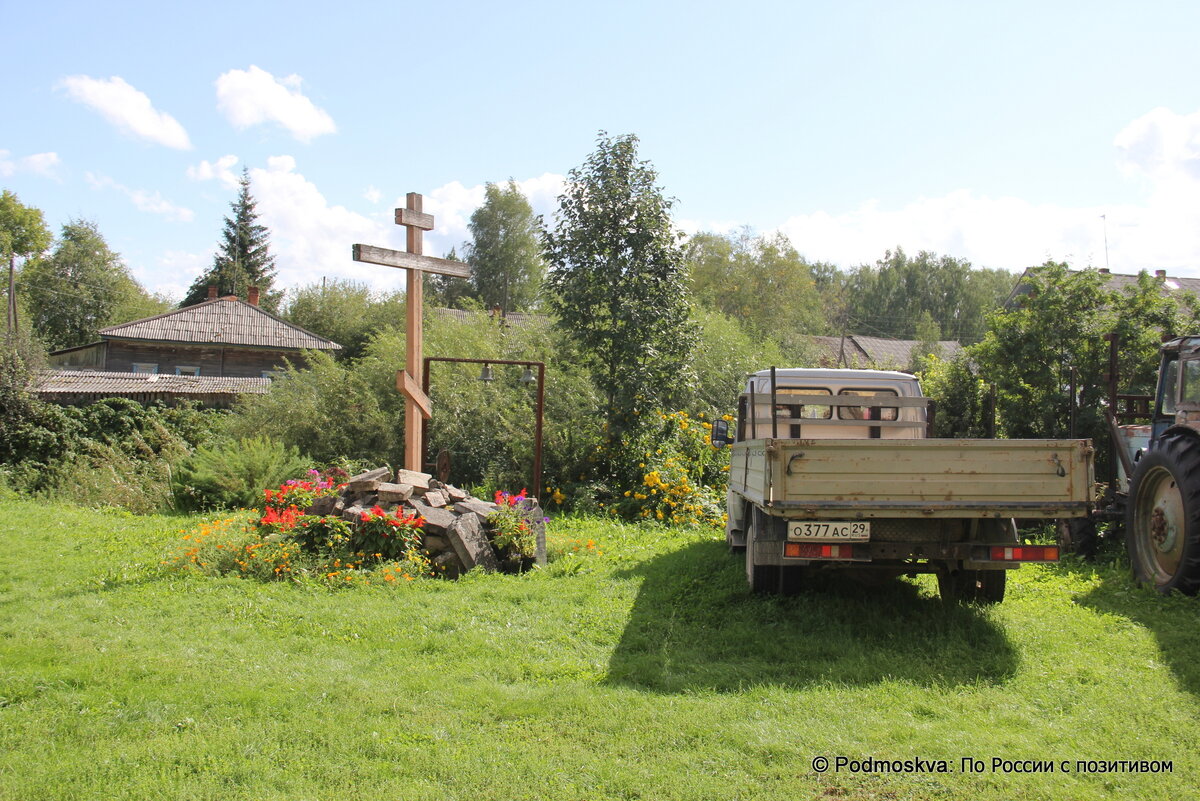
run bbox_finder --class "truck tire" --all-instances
[746,507,779,594]
[1127,432,1200,595]
[938,568,1006,604]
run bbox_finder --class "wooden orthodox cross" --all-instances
[352,192,472,472]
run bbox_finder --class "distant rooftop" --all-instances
[1006,267,1200,308]
[808,335,962,368]
[34,369,271,406]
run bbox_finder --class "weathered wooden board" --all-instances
[351,244,472,278]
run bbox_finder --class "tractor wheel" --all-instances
[745,508,779,594]
[1126,433,1200,595]
[938,568,1006,605]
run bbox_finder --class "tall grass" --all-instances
[1,501,1198,800]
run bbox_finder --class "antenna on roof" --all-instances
[1101,214,1110,272]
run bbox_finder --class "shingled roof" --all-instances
[34,370,271,407]
[808,335,962,368]
[98,297,341,351]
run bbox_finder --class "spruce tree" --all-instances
[181,168,279,310]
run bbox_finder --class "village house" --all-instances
[36,287,342,407]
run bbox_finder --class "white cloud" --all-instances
[775,192,1110,270]
[225,164,564,294]
[148,250,211,301]
[0,150,61,179]
[187,154,241,188]
[86,173,194,222]
[759,107,1200,278]
[246,155,397,290]
[215,66,336,142]
[59,75,191,150]
[363,186,382,204]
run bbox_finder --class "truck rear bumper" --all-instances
[753,539,1058,569]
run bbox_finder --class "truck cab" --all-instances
[737,368,927,442]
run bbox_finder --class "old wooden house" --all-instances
[38,287,341,407]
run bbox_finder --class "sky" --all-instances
[3,0,1200,302]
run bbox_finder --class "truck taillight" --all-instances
[785,543,855,559]
[990,545,1059,562]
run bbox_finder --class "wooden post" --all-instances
[402,193,428,474]
[352,193,473,473]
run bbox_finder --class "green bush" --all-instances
[173,435,311,512]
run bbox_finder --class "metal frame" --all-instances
[421,357,545,498]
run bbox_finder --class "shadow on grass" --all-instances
[605,540,1018,692]
[1061,554,1200,698]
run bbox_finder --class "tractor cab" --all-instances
[1152,336,1200,443]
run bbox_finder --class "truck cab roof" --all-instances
[746,368,922,395]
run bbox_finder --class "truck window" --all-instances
[837,389,899,421]
[776,387,831,419]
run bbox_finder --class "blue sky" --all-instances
[4,0,1200,300]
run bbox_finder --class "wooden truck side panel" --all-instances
[730,438,1094,519]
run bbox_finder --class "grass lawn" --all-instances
[2,498,1199,800]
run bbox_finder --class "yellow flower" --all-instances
[552,488,566,505]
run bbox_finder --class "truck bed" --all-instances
[730,438,1094,519]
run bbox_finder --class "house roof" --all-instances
[808,335,961,368]
[1006,267,1200,308]
[852,336,963,367]
[97,297,341,350]
[33,369,271,404]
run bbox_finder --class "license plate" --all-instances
[788,521,870,541]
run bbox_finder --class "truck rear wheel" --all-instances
[938,568,1006,604]
[746,508,779,594]
[1127,433,1200,595]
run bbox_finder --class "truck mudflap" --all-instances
[766,539,1060,567]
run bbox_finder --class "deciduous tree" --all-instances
[544,132,697,431]
[21,219,165,350]
[0,190,51,342]
[464,181,545,313]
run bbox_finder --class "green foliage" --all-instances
[19,219,164,350]
[845,247,1014,343]
[180,168,279,310]
[0,189,51,263]
[689,307,788,413]
[172,435,310,512]
[544,132,698,434]
[464,181,546,313]
[973,264,1191,444]
[282,279,406,359]
[225,349,397,466]
[687,229,829,357]
[612,410,729,528]
[1,189,51,342]
[917,353,994,438]
[0,347,81,486]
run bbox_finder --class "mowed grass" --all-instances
[2,500,1199,800]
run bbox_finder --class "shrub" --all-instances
[173,435,311,512]
[611,410,729,528]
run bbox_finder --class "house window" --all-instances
[130,363,158,374]
[175,366,200,376]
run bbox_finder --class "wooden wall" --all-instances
[104,341,314,377]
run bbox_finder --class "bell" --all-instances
[519,366,536,385]
[478,364,494,382]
